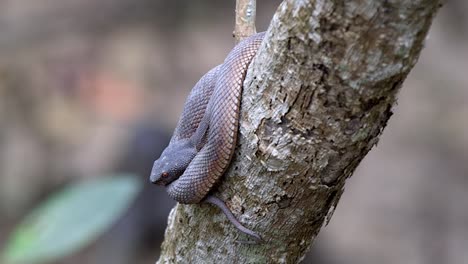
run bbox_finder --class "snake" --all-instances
[150,32,265,241]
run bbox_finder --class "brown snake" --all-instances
[150,32,265,241]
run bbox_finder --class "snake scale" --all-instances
[150,32,265,241]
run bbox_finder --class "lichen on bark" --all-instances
[157,0,442,263]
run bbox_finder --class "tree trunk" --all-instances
[157,0,442,263]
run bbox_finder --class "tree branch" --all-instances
[157,0,442,262]
[234,0,257,43]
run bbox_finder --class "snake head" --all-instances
[150,139,197,186]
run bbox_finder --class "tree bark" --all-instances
[157,0,442,263]
[234,0,257,43]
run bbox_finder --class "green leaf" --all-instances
[1,174,143,264]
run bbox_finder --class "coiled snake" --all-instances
[150,32,265,241]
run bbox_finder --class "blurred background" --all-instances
[0,0,466,263]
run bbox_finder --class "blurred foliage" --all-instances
[0,0,467,263]
[1,175,142,264]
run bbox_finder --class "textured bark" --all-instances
[234,0,257,43]
[158,0,442,263]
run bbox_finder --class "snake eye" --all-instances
[161,172,169,178]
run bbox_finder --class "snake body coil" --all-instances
[150,32,265,240]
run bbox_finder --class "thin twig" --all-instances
[234,0,256,43]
